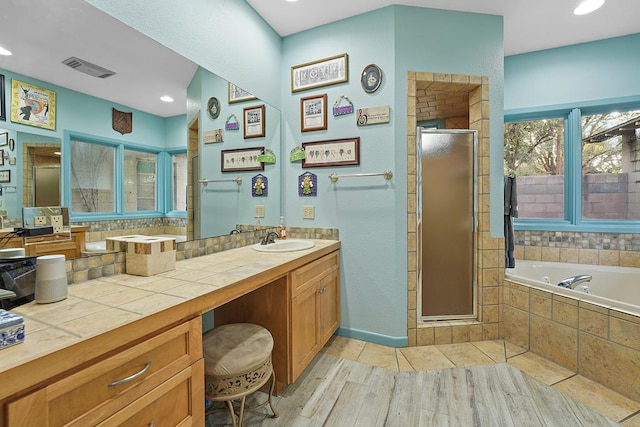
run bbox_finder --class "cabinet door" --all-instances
[319,269,340,346]
[291,284,320,381]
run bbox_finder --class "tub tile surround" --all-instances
[407,72,504,346]
[504,279,640,403]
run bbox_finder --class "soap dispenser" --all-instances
[279,216,287,240]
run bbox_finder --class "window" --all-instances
[172,153,187,212]
[124,149,156,212]
[70,140,115,213]
[505,104,640,231]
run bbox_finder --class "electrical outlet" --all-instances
[254,204,265,218]
[51,215,64,233]
[302,205,315,220]
[34,215,47,226]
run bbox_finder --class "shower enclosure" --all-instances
[418,129,477,320]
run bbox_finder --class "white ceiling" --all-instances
[1,0,638,118]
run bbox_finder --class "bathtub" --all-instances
[505,260,640,316]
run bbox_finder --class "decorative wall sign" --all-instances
[225,114,239,131]
[301,138,360,168]
[332,95,354,116]
[204,129,224,143]
[207,97,221,119]
[11,80,56,130]
[301,94,327,132]
[112,108,133,134]
[252,174,268,197]
[221,147,264,172]
[228,83,257,104]
[291,53,348,93]
[243,105,265,139]
[8,157,16,166]
[289,146,306,162]
[0,170,10,183]
[0,74,5,121]
[356,106,390,126]
[361,64,383,93]
[258,148,276,164]
[298,172,317,197]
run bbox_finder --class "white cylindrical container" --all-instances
[35,254,68,304]
[0,248,26,258]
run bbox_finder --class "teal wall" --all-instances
[85,0,282,109]
[505,33,640,112]
[165,115,187,149]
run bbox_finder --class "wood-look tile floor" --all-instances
[206,337,640,426]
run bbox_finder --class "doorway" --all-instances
[23,143,61,208]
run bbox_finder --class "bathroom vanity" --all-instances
[0,239,340,426]
[0,225,88,259]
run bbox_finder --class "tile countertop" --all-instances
[0,239,340,384]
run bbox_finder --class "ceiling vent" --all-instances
[62,56,115,79]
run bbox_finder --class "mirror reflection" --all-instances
[0,0,281,259]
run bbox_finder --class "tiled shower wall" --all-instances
[514,230,640,268]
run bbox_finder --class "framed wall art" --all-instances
[206,97,220,119]
[243,105,265,139]
[0,74,5,121]
[0,150,4,166]
[0,170,10,183]
[0,132,7,147]
[300,94,327,132]
[10,79,56,130]
[361,64,383,93]
[228,83,257,104]
[291,53,348,93]
[301,137,360,168]
[221,147,265,172]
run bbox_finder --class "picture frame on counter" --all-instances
[243,105,266,139]
[291,53,348,93]
[300,94,328,132]
[301,137,360,168]
[221,147,265,172]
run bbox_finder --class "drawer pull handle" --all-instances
[108,361,152,387]
[149,421,156,427]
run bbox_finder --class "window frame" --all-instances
[505,96,640,233]
[63,131,166,221]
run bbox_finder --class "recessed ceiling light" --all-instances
[574,0,605,15]
[160,95,174,103]
[285,0,298,2]
[0,46,12,56]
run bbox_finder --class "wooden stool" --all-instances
[203,323,279,426]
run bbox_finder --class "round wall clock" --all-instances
[361,64,383,93]
[207,97,221,119]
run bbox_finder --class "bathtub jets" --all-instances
[557,275,593,289]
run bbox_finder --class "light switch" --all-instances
[254,205,265,218]
[302,205,315,219]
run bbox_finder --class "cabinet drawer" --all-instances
[97,359,204,427]
[291,251,339,297]
[6,317,202,427]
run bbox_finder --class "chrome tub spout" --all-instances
[557,275,592,289]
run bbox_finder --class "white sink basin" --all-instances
[252,239,315,253]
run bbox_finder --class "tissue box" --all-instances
[0,309,25,350]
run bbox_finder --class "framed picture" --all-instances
[0,170,10,183]
[243,105,265,139]
[0,132,7,147]
[10,79,56,130]
[302,137,360,168]
[300,94,328,132]
[228,83,257,104]
[361,64,383,93]
[0,74,5,121]
[221,147,265,172]
[291,53,348,93]
[0,150,4,166]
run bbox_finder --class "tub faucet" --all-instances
[230,229,241,235]
[260,231,280,245]
[557,275,592,289]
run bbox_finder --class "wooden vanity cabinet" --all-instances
[215,249,340,392]
[290,251,340,381]
[5,317,204,427]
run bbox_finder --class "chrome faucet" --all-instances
[557,275,592,289]
[260,231,280,245]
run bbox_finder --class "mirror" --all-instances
[0,1,281,256]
